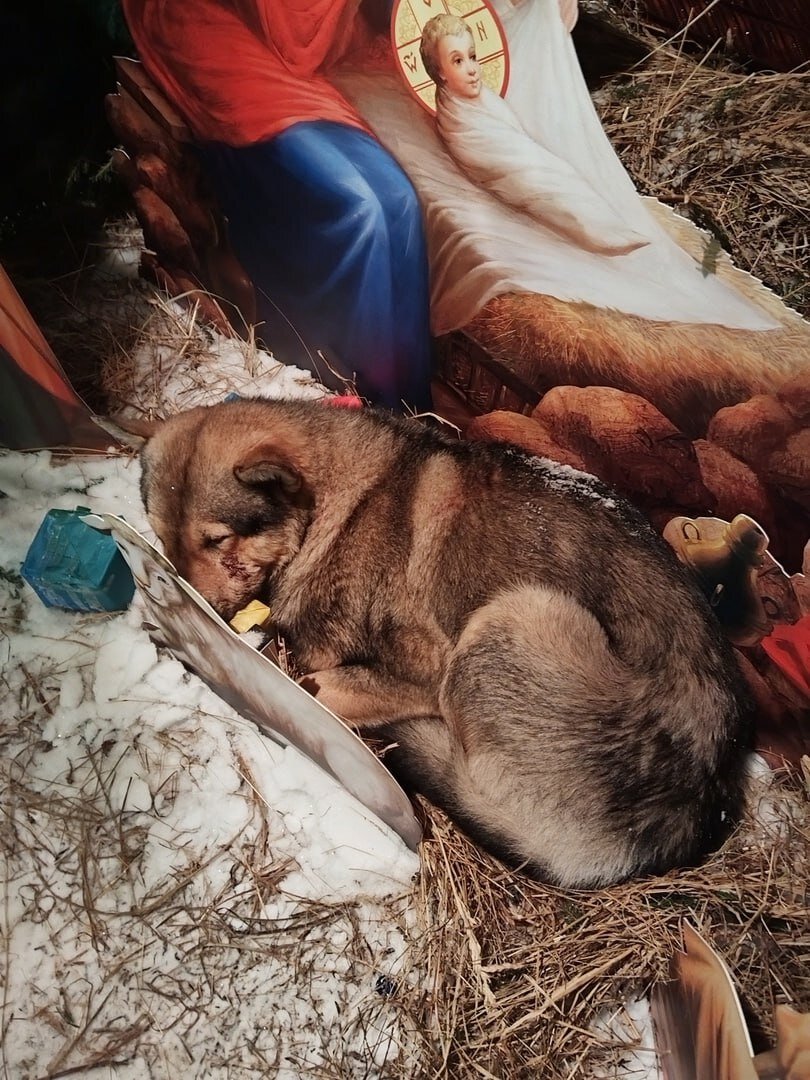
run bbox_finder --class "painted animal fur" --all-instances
[140,399,753,888]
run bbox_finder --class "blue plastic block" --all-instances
[21,506,135,612]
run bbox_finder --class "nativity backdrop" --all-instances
[100,0,810,755]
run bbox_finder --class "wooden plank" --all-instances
[113,56,192,143]
[202,247,258,328]
[106,87,185,166]
[132,185,200,275]
[135,152,217,249]
[435,331,541,417]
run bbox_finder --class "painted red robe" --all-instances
[121,0,371,146]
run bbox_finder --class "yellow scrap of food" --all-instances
[229,599,273,634]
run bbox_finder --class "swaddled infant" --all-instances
[419,13,649,256]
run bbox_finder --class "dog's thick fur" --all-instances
[141,399,752,888]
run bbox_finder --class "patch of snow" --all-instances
[745,751,801,841]
[115,297,329,419]
[1,441,419,1078]
[510,448,622,513]
[590,995,663,1079]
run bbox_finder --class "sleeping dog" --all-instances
[140,398,752,888]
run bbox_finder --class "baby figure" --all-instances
[420,13,483,101]
[419,13,649,256]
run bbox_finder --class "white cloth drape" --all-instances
[332,0,780,334]
[435,84,650,256]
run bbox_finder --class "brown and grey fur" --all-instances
[141,398,752,889]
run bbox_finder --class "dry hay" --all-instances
[13,215,325,428]
[98,286,237,419]
[592,10,809,316]
[9,218,153,416]
[401,773,810,1078]
[94,284,350,423]
[18,217,362,429]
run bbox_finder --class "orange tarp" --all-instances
[0,265,110,450]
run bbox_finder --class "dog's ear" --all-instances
[233,445,302,496]
[93,412,164,449]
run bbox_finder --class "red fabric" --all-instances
[762,615,810,700]
[121,0,372,146]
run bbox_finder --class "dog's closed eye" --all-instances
[202,532,232,550]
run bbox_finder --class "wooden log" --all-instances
[707,394,797,468]
[534,385,713,509]
[765,428,810,511]
[110,59,257,338]
[170,270,236,337]
[140,253,239,337]
[135,152,217,249]
[776,371,810,423]
[132,186,200,275]
[106,87,183,167]
[203,246,258,329]
[466,410,588,469]
[692,439,777,542]
[113,56,192,143]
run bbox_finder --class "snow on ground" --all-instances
[112,301,329,419]
[590,998,662,1080]
[1,448,421,1079]
[92,227,331,421]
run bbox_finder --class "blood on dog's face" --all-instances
[140,407,312,621]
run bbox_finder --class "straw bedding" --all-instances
[397,778,809,1076]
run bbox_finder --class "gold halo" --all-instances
[390,0,510,115]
